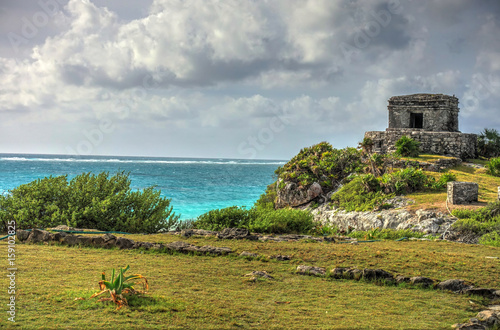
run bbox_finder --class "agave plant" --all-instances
[91,265,148,310]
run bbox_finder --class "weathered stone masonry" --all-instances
[364,94,477,159]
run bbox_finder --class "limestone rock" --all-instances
[437,279,473,293]
[464,288,498,299]
[362,269,394,281]
[396,275,410,284]
[296,265,326,276]
[276,181,323,208]
[217,228,257,240]
[115,237,135,249]
[16,230,31,242]
[61,235,83,246]
[269,255,291,261]
[181,229,217,238]
[410,276,434,288]
[244,271,274,280]
[26,229,51,243]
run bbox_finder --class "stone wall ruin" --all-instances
[364,94,477,159]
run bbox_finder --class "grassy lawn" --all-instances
[1,234,499,329]
[406,163,500,213]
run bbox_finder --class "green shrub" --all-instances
[253,182,277,211]
[248,208,314,234]
[0,172,179,233]
[193,206,252,231]
[431,172,457,190]
[478,231,500,247]
[486,157,500,177]
[394,136,421,157]
[380,168,429,194]
[477,128,500,158]
[275,142,362,193]
[451,201,500,240]
[331,175,392,212]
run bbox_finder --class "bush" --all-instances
[331,175,392,212]
[394,136,420,157]
[477,128,500,158]
[0,172,179,233]
[193,206,252,231]
[431,172,457,190]
[451,201,500,244]
[380,167,429,194]
[478,231,500,247]
[486,157,500,177]
[253,182,277,211]
[275,142,362,192]
[248,208,314,234]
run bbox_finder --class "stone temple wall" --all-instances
[388,94,459,132]
[364,129,477,159]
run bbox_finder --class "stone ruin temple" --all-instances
[364,93,477,159]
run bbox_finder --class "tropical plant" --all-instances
[193,206,252,231]
[275,142,362,192]
[486,157,500,177]
[91,265,149,310]
[394,136,420,157]
[477,128,500,158]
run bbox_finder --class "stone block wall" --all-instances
[364,129,477,159]
[447,182,478,205]
[388,94,459,132]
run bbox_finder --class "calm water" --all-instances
[0,154,284,220]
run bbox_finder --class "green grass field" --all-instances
[1,233,498,329]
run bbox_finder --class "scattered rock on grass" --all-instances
[217,228,257,240]
[437,279,473,293]
[269,255,291,261]
[410,276,435,288]
[244,271,274,281]
[296,265,326,276]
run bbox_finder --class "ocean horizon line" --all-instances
[0,153,287,165]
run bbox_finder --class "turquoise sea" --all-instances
[0,154,285,220]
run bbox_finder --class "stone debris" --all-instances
[437,279,473,293]
[244,271,274,281]
[453,308,500,329]
[269,255,291,261]
[16,229,232,255]
[296,265,326,276]
[216,228,258,240]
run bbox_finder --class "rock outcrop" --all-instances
[311,203,458,236]
[276,181,323,208]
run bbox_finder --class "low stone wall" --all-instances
[365,129,477,159]
[16,229,233,255]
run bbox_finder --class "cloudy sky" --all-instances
[1,0,499,159]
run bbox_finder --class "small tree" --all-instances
[394,136,420,157]
[477,128,500,158]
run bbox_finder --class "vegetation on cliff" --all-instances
[274,142,362,191]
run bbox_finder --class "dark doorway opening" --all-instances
[410,113,423,129]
